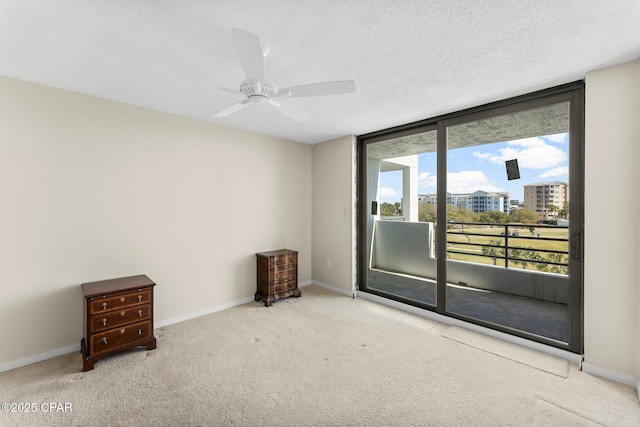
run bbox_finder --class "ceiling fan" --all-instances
[214,28,356,121]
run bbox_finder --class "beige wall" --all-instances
[311,135,356,295]
[584,58,639,384]
[0,76,312,367]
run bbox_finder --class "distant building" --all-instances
[419,191,511,214]
[523,181,569,219]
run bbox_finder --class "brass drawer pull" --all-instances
[102,318,107,326]
[102,337,108,344]
[121,311,126,316]
[138,328,143,335]
[120,328,125,334]
[101,302,107,310]
[138,310,143,317]
[138,295,143,302]
[120,297,125,302]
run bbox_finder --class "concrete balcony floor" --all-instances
[366,268,568,342]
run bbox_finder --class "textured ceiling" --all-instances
[0,1,638,144]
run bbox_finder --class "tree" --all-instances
[536,253,568,275]
[380,202,401,216]
[509,246,542,270]
[547,204,559,218]
[510,209,541,224]
[478,211,510,224]
[447,205,477,223]
[418,203,437,223]
[558,202,569,219]
[481,238,505,265]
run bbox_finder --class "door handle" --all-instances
[570,232,581,260]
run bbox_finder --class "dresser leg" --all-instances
[82,359,96,372]
[81,339,95,372]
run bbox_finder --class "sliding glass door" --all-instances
[358,82,584,353]
[364,128,438,307]
[444,99,575,344]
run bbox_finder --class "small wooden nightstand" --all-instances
[255,249,300,306]
[80,274,157,371]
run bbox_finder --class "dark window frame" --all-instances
[357,81,585,354]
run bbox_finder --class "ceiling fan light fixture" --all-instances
[240,79,276,103]
[214,28,356,121]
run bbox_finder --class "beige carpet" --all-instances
[1,285,638,426]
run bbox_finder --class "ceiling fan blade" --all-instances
[231,28,265,82]
[275,80,356,98]
[213,100,248,118]
[269,100,312,122]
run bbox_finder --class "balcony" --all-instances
[367,220,569,342]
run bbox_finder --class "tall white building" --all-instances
[419,191,511,214]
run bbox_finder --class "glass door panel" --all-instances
[445,102,571,343]
[365,129,438,307]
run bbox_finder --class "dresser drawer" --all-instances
[273,253,296,269]
[275,279,297,293]
[89,320,152,353]
[89,304,151,333]
[89,290,151,314]
[273,268,296,283]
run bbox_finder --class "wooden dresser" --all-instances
[255,249,300,306]
[81,274,157,372]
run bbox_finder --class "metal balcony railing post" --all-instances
[504,224,509,268]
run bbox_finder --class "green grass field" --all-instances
[446,226,569,272]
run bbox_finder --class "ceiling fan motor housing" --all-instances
[240,79,276,103]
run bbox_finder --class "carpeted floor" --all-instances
[1,285,638,426]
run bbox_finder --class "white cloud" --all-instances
[545,132,567,144]
[447,170,505,194]
[508,137,546,148]
[418,171,437,189]
[539,166,569,178]
[473,152,491,160]
[420,170,505,194]
[379,186,397,198]
[483,136,567,169]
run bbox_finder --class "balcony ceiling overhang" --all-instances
[368,102,569,160]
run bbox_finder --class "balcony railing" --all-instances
[446,221,569,274]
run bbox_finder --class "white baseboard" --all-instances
[582,362,640,395]
[154,295,255,329]
[0,343,80,374]
[307,280,354,297]
[1,281,330,374]
[0,293,256,374]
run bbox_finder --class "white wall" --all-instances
[584,58,639,386]
[311,135,355,295]
[0,76,312,367]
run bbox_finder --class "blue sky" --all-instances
[378,132,569,204]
